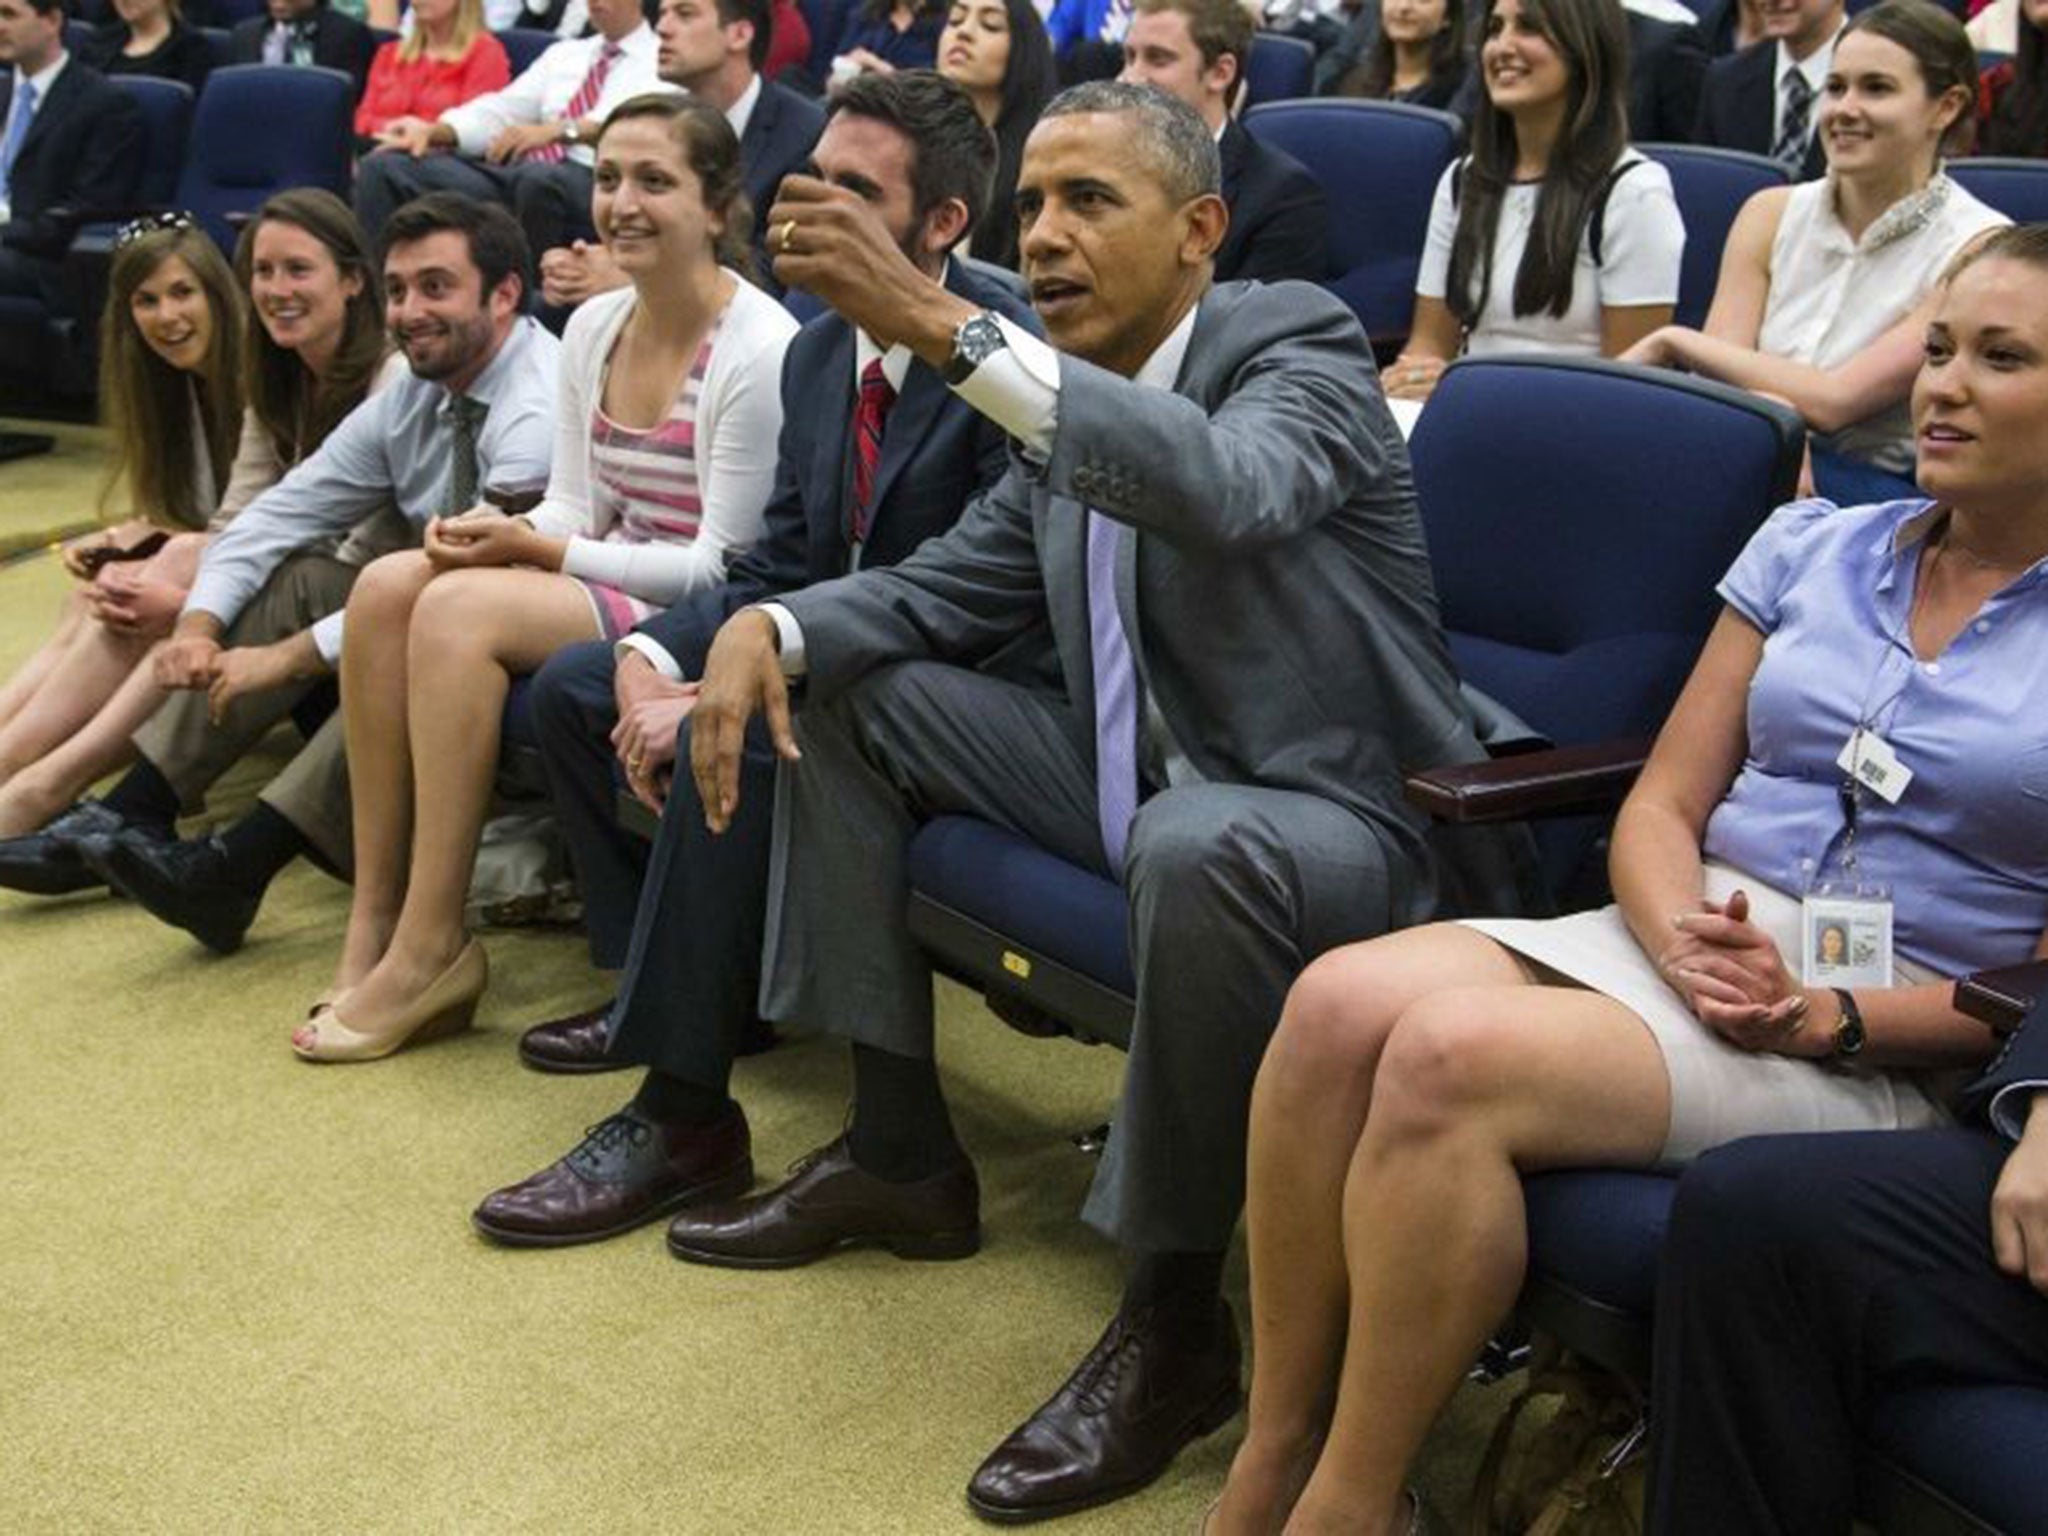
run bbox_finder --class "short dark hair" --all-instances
[1038,80,1221,204]
[828,70,998,248]
[380,192,530,303]
[714,0,772,74]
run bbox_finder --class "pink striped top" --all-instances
[586,314,723,550]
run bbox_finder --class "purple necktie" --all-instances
[1087,510,1138,873]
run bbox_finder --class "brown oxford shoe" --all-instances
[664,1135,980,1269]
[517,1004,777,1074]
[471,1105,752,1247]
[517,1003,623,1074]
[966,1301,1243,1524]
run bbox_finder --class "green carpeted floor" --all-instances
[0,438,1516,1533]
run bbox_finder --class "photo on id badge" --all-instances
[1802,890,1893,988]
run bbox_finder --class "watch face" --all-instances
[959,316,1005,366]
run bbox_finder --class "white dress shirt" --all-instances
[439,22,672,166]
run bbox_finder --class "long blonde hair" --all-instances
[98,226,245,530]
[399,0,485,62]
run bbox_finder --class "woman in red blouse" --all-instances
[355,0,511,143]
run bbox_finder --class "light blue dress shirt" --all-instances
[1702,497,2048,978]
[185,315,561,664]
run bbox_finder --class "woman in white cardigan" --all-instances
[298,94,796,1062]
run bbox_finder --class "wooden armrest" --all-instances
[1953,961,2048,1037]
[1404,737,1652,824]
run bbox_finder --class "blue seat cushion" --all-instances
[907,815,1135,998]
[1523,1169,1677,1317]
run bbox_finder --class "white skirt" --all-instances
[1460,860,1952,1163]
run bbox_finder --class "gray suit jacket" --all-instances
[781,281,1508,911]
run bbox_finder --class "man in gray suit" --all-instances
[672,81,1500,1522]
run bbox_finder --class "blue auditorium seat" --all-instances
[200,25,235,68]
[175,65,356,251]
[1639,142,1788,329]
[496,26,560,73]
[1241,31,1313,106]
[1243,98,1461,346]
[1949,157,2048,225]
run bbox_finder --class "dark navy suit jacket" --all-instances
[632,255,1040,676]
[1216,118,1328,285]
[1695,37,1829,180]
[739,76,825,231]
[0,58,142,258]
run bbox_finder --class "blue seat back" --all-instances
[1640,142,1788,329]
[208,0,267,23]
[1243,98,1461,344]
[496,27,560,74]
[1948,156,2048,224]
[200,25,235,68]
[177,65,356,251]
[109,77,196,210]
[1242,32,1313,106]
[1410,357,1802,895]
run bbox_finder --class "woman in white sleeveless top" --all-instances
[1624,0,2006,500]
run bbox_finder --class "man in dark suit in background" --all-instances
[0,0,140,312]
[1119,0,1328,283]
[1621,0,1708,142]
[1648,989,2048,1532]
[1694,0,1842,178]
[229,0,376,96]
[537,0,824,307]
[472,71,1041,1241]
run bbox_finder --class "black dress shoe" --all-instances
[966,1301,1244,1524]
[0,800,149,896]
[83,831,261,954]
[666,1134,979,1269]
[473,1105,754,1246]
[519,1002,779,1074]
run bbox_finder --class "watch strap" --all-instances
[1829,987,1867,1057]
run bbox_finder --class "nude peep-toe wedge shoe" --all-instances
[291,940,487,1063]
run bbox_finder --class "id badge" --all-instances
[1801,884,1894,988]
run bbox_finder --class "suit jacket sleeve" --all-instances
[1047,288,1391,553]
[1959,996,2048,1141]
[776,468,1047,700]
[0,78,142,256]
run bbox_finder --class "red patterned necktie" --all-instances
[850,358,896,544]
[524,40,621,164]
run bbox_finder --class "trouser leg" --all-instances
[258,713,351,876]
[130,554,357,812]
[531,640,643,968]
[1083,786,1417,1252]
[1649,1127,2048,1536]
[606,715,777,1085]
[759,660,1103,1057]
[508,161,594,261]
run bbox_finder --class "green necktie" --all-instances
[446,394,485,516]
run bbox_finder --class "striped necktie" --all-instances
[525,41,620,164]
[850,358,895,545]
[1773,70,1813,172]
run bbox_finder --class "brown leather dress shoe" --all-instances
[665,1135,979,1269]
[965,1301,1243,1524]
[517,1004,623,1074]
[471,1105,752,1247]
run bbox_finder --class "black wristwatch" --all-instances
[942,311,1008,385]
[1829,988,1867,1058]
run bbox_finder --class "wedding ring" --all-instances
[628,754,645,773]
[775,219,798,255]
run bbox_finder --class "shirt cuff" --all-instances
[616,632,681,681]
[1990,1082,2048,1142]
[951,314,1061,460]
[311,610,345,667]
[755,601,806,678]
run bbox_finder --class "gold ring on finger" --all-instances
[776,219,798,254]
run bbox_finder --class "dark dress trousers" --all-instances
[0,59,142,308]
[229,9,378,96]
[1647,998,2048,1534]
[528,257,1039,1076]
[1626,8,1707,144]
[1695,37,1829,180]
[1215,118,1329,285]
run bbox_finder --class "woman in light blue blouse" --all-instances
[1205,225,2048,1535]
